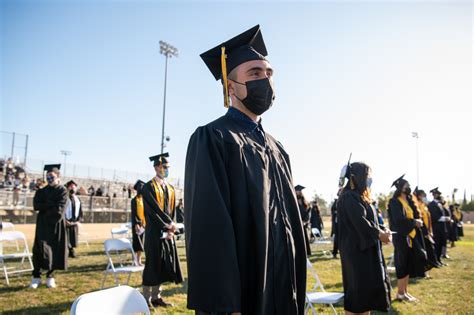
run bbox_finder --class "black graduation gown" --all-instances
[387,198,427,279]
[32,185,68,271]
[330,201,338,237]
[337,190,391,313]
[428,200,447,259]
[141,180,183,286]
[131,196,145,252]
[65,195,83,248]
[184,112,307,314]
[310,205,323,233]
[298,203,312,255]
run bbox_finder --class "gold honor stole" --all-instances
[398,197,417,248]
[151,178,175,219]
[136,195,146,227]
[415,198,431,234]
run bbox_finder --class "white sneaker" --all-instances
[29,277,41,289]
[46,277,56,288]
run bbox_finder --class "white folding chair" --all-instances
[70,285,150,315]
[0,231,34,285]
[386,253,396,274]
[77,223,90,248]
[310,228,333,258]
[1,222,19,250]
[101,238,144,289]
[111,227,130,239]
[305,258,344,314]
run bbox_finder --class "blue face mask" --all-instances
[46,175,55,184]
[366,177,373,188]
[158,168,169,179]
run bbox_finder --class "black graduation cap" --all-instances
[44,164,61,172]
[149,152,169,166]
[65,180,77,187]
[391,174,407,189]
[295,185,305,191]
[430,187,442,195]
[200,25,268,108]
[134,180,145,191]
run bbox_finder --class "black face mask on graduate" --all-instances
[231,78,275,115]
[403,187,412,195]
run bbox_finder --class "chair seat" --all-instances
[307,291,344,304]
[387,266,396,273]
[105,266,144,273]
[0,253,32,259]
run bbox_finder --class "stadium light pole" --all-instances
[60,150,72,176]
[412,132,419,186]
[159,40,179,154]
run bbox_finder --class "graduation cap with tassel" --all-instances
[200,25,268,108]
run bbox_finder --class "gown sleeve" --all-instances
[131,198,138,227]
[389,198,416,236]
[184,126,241,313]
[342,194,380,251]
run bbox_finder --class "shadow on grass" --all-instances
[3,301,72,315]
[0,284,26,294]
[163,278,188,297]
[67,262,107,273]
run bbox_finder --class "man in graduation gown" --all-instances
[131,180,146,265]
[65,180,83,258]
[184,25,307,315]
[30,164,68,289]
[141,153,183,308]
[428,188,449,264]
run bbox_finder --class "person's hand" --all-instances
[379,230,391,244]
[135,225,141,234]
[415,219,423,228]
[167,222,177,233]
[165,231,175,240]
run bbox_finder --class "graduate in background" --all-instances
[439,197,452,259]
[296,185,312,256]
[428,188,450,264]
[185,25,307,314]
[141,153,182,308]
[131,180,145,266]
[413,187,442,269]
[330,197,339,259]
[337,161,391,314]
[453,203,464,238]
[388,175,426,302]
[30,164,68,289]
[65,180,83,258]
[310,199,324,238]
[449,204,459,247]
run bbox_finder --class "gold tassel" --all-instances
[221,46,229,108]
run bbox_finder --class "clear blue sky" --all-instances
[1,0,472,201]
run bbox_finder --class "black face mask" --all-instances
[403,187,412,195]
[231,78,275,115]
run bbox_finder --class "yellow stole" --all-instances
[454,209,462,221]
[398,197,417,247]
[414,198,431,234]
[151,178,175,218]
[136,195,146,227]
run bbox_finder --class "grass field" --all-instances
[1,225,473,314]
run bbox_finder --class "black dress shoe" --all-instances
[151,297,173,307]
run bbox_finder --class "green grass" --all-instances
[1,226,473,314]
